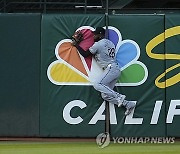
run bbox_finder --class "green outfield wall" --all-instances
[0,14,41,136]
[0,13,179,137]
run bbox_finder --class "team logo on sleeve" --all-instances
[47,26,148,86]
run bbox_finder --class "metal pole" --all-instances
[43,0,46,13]
[106,0,109,15]
[105,0,110,135]
[4,0,6,13]
[84,0,87,14]
[105,0,109,39]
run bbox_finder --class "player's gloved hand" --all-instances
[71,30,83,46]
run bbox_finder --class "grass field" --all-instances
[0,141,180,154]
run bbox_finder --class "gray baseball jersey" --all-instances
[89,39,117,69]
[87,37,134,111]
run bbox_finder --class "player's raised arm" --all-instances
[71,30,92,58]
[75,45,92,58]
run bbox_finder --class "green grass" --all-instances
[0,141,180,154]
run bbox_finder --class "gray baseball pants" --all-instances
[93,63,125,105]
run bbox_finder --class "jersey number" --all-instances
[108,47,115,58]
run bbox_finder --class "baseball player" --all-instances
[72,27,136,116]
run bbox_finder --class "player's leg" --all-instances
[93,63,125,105]
[108,76,127,107]
[99,64,135,115]
[107,65,136,115]
[101,78,125,105]
[100,74,135,115]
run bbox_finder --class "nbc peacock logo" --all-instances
[47,26,148,86]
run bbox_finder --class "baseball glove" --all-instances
[71,30,83,46]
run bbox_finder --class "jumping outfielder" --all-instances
[72,27,136,116]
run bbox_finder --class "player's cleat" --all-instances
[124,101,136,116]
[117,95,126,107]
